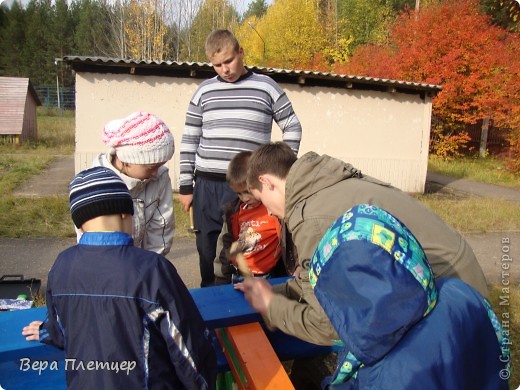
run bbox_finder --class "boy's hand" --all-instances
[22,321,43,341]
[234,278,274,316]
[178,194,193,212]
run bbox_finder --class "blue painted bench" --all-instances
[0,277,338,388]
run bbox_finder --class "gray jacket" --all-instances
[92,153,174,255]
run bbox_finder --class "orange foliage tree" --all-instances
[339,0,520,167]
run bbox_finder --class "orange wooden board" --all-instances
[218,322,295,390]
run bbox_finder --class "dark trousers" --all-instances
[193,177,237,287]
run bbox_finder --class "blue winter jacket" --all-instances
[310,204,510,389]
[40,231,216,389]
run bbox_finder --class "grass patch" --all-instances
[415,189,520,233]
[173,196,194,239]
[0,195,192,239]
[0,154,54,193]
[34,113,75,154]
[0,153,191,238]
[429,156,520,189]
[0,195,72,238]
[0,153,73,238]
[0,109,75,156]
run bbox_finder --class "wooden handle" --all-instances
[230,241,252,278]
[189,207,195,229]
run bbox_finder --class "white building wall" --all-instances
[75,72,432,193]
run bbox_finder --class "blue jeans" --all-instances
[193,177,237,287]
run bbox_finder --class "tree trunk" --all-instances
[479,118,490,157]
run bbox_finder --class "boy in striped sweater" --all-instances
[179,29,302,287]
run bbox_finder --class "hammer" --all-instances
[230,241,252,278]
[188,207,199,234]
[230,241,273,328]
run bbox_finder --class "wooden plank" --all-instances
[0,306,47,354]
[217,323,294,390]
[190,277,289,329]
[0,307,65,389]
[216,328,248,388]
[263,325,341,362]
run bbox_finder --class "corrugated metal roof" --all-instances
[62,56,442,95]
[0,77,41,136]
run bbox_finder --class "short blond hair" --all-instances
[205,29,240,59]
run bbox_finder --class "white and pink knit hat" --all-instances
[102,112,174,164]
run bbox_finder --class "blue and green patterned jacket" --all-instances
[310,204,510,389]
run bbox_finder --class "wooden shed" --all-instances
[0,77,41,144]
[63,56,441,193]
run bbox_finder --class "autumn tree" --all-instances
[343,0,519,165]
[317,0,353,66]
[237,0,350,70]
[493,31,520,171]
[165,0,203,61]
[109,1,131,58]
[235,15,265,65]
[337,0,394,48]
[482,0,519,31]
[185,0,239,62]
[124,0,170,61]
[385,0,416,12]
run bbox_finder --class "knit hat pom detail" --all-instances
[102,112,174,164]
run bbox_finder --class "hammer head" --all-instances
[230,241,252,278]
[229,241,241,257]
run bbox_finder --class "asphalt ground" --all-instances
[1,155,519,296]
[0,236,201,293]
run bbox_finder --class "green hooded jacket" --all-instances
[264,151,489,345]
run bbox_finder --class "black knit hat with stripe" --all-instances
[69,166,134,228]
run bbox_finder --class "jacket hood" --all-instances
[309,204,437,385]
[285,152,362,218]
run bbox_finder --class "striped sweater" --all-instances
[179,71,302,194]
